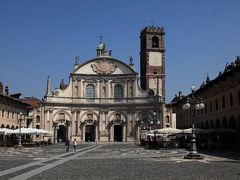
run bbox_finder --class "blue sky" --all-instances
[0,0,239,102]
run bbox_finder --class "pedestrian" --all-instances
[65,140,70,152]
[73,139,77,152]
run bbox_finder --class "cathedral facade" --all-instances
[43,26,173,142]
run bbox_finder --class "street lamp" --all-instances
[149,119,154,130]
[154,111,161,128]
[182,85,205,159]
[18,112,23,147]
[152,111,160,149]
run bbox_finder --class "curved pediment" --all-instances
[73,57,136,75]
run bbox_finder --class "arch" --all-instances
[215,98,219,111]
[152,36,159,48]
[210,102,213,112]
[114,84,123,98]
[205,121,209,129]
[196,122,200,128]
[238,115,240,131]
[222,117,228,128]
[229,93,233,106]
[86,84,95,98]
[52,110,72,122]
[238,90,240,105]
[1,124,4,128]
[36,115,40,123]
[200,122,204,129]
[6,125,10,128]
[210,120,214,128]
[165,115,170,123]
[215,119,221,128]
[36,124,40,129]
[108,111,127,123]
[11,125,14,129]
[229,116,236,129]
[79,110,100,122]
[222,96,226,109]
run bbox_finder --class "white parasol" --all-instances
[156,128,183,134]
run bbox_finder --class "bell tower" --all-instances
[140,26,165,100]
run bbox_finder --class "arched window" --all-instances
[200,122,204,129]
[114,84,123,98]
[152,36,159,48]
[215,98,219,111]
[165,115,170,123]
[222,96,225,109]
[210,102,213,112]
[36,115,40,123]
[238,90,240,105]
[229,116,236,129]
[215,119,220,128]
[210,120,214,128]
[222,117,227,128]
[205,121,209,129]
[229,93,233,106]
[196,122,200,128]
[86,84,95,98]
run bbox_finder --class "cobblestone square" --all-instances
[0,144,239,180]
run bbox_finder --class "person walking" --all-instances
[73,139,77,152]
[65,140,70,152]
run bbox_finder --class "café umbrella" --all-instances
[0,128,15,135]
[156,128,183,134]
[10,128,52,135]
[11,128,37,134]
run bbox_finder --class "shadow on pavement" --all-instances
[199,149,240,161]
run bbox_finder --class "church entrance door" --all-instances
[57,125,66,142]
[85,125,94,142]
[114,125,123,142]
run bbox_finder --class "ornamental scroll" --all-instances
[91,59,116,74]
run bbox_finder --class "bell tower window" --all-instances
[152,36,159,48]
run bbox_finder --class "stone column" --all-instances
[110,125,114,142]
[95,124,98,142]
[82,125,85,141]
[49,110,53,132]
[71,110,76,136]
[137,126,140,141]
[76,111,80,135]
[41,110,48,129]
[123,124,126,142]
[78,79,81,98]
